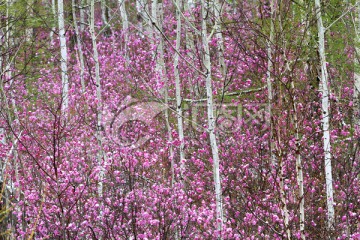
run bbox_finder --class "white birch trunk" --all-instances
[276,121,291,239]
[288,2,306,238]
[291,80,305,239]
[51,0,56,44]
[58,0,69,112]
[149,0,177,183]
[90,0,105,223]
[213,0,226,77]
[278,155,291,239]
[150,0,159,88]
[1,6,22,233]
[72,0,86,92]
[80,0,85,32]
[184,0,199,98]
[201,0,223,234]
[26,0,34,41]
[188,0,195,9]
[315,0,335,231]
[119,0,129,60]
[165,86,175,185]
[266,0,276,168]
[136,0,148,36]
[174,0,186,177]
[101,0,108,26]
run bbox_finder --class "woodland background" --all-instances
[0,0,359,239]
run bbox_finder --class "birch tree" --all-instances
[101,0,109,26]
[174,0,185,177]
[90,0,105,222]
[266,2,291,238]
[136,0,150,36]
[266,0,275,165]
[72,0,86,92]
[277,139,291,239]
[25,0,34,41]
[315,0,335,231]
[80,0,86,32]
[213,0,226,78]
[58,0,69,112]
[294,3,308,239]
[291,79,305,240]
[0,2,22,234]
[119,0,129,61]
[50,0,56,43]
[201,0,224,234]
[150,0,160,89]
[184,0,199,98]
[148,0,177,184]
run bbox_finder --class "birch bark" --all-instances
[26,0,33,41]
[119,0,129,60]
[58,0,69,112]
[149,0,176,184]
[50,0,56,44]
[90,0,105,226]
[80,0,85,31]
[184,0,199,98]
[1,4,22,234]
[267,0,275,165]
[101,0,108,26]
[136,0,149,36]
[315,0,335,231]
[291,81,305,239]
[295,3,307,239]
[174,0,185,177]
[275,113,291,239]
[213,0,226,77]
[72,0,86,92]
[201,0,223,235]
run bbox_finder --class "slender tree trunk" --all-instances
[58,0,69,112]
[165,83,175,186]
[149,5,177,239]
[72,0,86,92]
[51,0,56,43]
[187,0,194,9]
[26,0,34,41]
[275,118,291,239]
[90,0,105,230]
[268,3,292,237]
[119,0,129,60]
[174,0,185,177]
[151,0,160,90]
[296,4,307,239]
[149,0,176,184]
[201,0,223,235]
[213,0,225,78]
[286,3,306,238]
[290,79,305,239]
[279,155,291,239]
[80,0,85,31]
[267,0,275,165]
[184,0,199,98]
[315,0,335,232]
[1,5,22,235]
[0,25,8,236]
[101,0,108,26]
[136,0,147,36]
